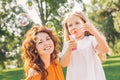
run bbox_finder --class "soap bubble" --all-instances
[58,31,64,38]
[16,13,29,26]
[46,21,55,30]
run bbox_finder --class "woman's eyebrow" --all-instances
[46,35,50,38]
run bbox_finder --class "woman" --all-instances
[21,25,64,80]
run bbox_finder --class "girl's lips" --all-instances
[73,30,77,34]
[71,29,77,34]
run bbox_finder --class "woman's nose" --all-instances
[71,24,77,29]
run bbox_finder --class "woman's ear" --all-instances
[35,50,37,53]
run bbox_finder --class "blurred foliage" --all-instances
[0,0,33,69]
[113,11,120,33]
[88,0,120,54]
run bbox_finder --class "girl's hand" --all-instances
[80,22,96,35]
[67,40,77,52]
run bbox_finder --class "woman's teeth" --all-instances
[44,46,51,50]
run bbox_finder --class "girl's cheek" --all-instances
[78,27,85,33]
[81,28,85,33]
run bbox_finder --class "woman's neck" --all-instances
[40,54,51,68]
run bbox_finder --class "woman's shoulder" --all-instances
[26,68,40,80]
[52,59,62,68]
[28,68,38,76]
[52,59,60,65]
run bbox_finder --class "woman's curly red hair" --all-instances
[21,25,58,80]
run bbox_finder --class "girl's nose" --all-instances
[71,28,77,34]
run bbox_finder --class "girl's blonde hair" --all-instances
[63,11,93,42]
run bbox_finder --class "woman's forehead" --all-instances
[35,32,49,40]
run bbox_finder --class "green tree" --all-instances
[87,0,120,54]
[0,0,32,69]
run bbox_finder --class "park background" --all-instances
[0,0,120,80]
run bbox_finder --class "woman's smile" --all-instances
[44,46,51,50]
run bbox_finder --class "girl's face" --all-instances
[67,15,85,39]
[35,32,54,55]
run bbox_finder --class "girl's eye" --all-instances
[68,24,72,27]
[76,22,80,25]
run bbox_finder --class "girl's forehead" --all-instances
[68,15,80,19]
[67,15,83,22]
[67,14,85,23]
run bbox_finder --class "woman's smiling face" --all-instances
[35,32,54,55]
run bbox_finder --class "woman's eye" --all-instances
[46,38,50,41]
[38,41,42,44]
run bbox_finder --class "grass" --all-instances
[103,54,120,80]
[0,54,120,80]
[0,68,24,80]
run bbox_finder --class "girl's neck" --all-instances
[40,54,51,68]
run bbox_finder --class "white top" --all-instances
[60,36,106,80]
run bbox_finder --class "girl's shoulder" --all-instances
[77,35,95,42]
[84,35,96,42]
[85,35,94,39]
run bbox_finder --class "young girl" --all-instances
[60,11,109,80]
[21,25,64,80]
